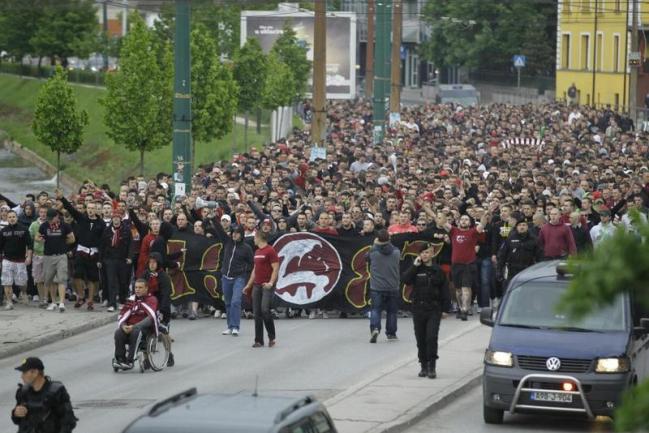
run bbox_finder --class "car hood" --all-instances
[490,326,629,359]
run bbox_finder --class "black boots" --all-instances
[428,361,437,379]
[418,363,427,377]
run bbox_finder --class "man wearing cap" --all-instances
[38,209,75,312]
[12,357,77,432]
[589,207,616,247]
[497,217,542,286]
[99,209,135,312]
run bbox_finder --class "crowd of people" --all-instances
[2,100,649,373]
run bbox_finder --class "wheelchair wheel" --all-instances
[145,333,171,371]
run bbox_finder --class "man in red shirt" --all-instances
[445,214,486,321]
[388,210,418,235]
[244,231,279,347]
[538,208,577,259]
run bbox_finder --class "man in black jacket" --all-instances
[1,210,33,310]
[213,222,253,336]
[496,218,542,288]
[12,357,77,433]
[99,210,134,312]
[402,244,450,379]
[58,192,104,311]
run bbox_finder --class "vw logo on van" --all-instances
[546,357,561,371]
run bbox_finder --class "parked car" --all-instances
[480,260,649,424]
[121,388,338,433]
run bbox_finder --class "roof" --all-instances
[123,392,322,433]
[507,259,566,290]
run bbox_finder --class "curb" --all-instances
[0,314,117,360]
[378,370,482,433]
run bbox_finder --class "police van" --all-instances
[480,260,649,424]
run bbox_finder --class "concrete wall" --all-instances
[475,84,555,105]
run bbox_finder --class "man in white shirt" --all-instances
[589,208,616,247]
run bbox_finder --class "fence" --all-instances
[0,62,105,86]
[469,70,556,94]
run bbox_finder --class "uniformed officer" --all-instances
[11,357,77,433]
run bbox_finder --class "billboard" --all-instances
[241,11,357,100]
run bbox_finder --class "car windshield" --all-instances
[499,282,627,332]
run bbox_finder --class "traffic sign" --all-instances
[513,55,526,68]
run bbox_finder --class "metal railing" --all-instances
[0,62,105,86]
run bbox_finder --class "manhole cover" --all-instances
[75,399,155,409]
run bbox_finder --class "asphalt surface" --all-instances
[0,314,475,433]
[404,386,615,433]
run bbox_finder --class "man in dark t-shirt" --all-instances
[38,209,75,312]
[244,230,279,348]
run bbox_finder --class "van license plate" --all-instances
[530,392,573,403]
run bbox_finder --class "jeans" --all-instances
[478,258,494,308]
[252,284,276,344]
[412,309,442,364]
[369,290,398,336]
[222,275,246,330]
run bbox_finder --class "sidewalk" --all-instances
[325,320,490,433]
[0,302,117,360]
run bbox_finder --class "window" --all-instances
[311,412,334,433]
[582,0,590,12]
[561,34,571,69]
[581,34,590,70]
[596,0,604,13]
[613,34,620,72]
[596,32,603,70]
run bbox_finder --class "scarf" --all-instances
[111,225,121,248]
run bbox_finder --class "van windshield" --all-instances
[499,282,627,332]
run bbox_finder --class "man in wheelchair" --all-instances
[113,278,159,370]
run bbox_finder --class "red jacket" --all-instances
[538,223,577,258]
[136,233,158,277]
[118,294,159,334]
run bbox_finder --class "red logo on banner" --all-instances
[273,233,342,305]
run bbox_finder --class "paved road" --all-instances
[0,314,477,433]
[0,148,56,203]
[404,386,614,433]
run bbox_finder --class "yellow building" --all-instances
[556,0,649,111]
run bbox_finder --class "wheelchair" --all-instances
[113,322,172,373]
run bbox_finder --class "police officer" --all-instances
[401,244,450,379]
[496,217,543,288]
[12,357,77,433]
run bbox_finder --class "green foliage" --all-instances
[191,24,239,144]
[32,66,88,156]
[0,0,44,60]
[234,38,268,113]
[101,13,172,173]
[271,24,311,101]
[559,211,649,431]
[30,0,98,63]
[262,52,296,110]
[421,0,556,76]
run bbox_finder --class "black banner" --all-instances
[167,231,444,311]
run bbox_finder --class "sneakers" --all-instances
[244,311,253,319]
[252,342,263,348]
[231,329,239,337]
[87,302,94,311]
[4,302,14,310]
[46,303,56,311]
[107,306,115,313]
[322,311,329,319]
[221,312,227,319]
[369,330,379,344]
[32,295,40,303]
[460,311,468,321]
[269,339,276,347]
[221,328,233,335]
[58,303,65,312]
[308,311,316,320]
[39,301,48,309]
[188,311,197,321]
[121,361,134,370]
[74,299,85,309]
[18,293,29,304]
[213,310,222,319]
[386,334,398,341]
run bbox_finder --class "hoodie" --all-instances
[367,241,401,292]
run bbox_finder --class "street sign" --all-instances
[629,51,641,67]
[512,55,526,68]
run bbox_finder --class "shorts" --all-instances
[32,255,45,284]
[74,253,99,282]
[452,262,477,289]
[43,255,68,286]
[1,259,28,287]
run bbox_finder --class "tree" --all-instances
[190,24,238,168]
[420,0,556,77]
[0,0,44,63]
[102,13,172,176]
[32,67,88,188]
[262,52,296,140]
[559,213,649,432]
[30,0,98,66]
[234,38,268,148]
[271,23,311,102]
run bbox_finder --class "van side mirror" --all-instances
[480,308,494,327]
[633,318,649,337]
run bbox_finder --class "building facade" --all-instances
[556,0,649,112]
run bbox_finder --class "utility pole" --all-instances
[122,0,128,36]
[389,0,402,117]
[372,0,392,144]
[172,0,192,196]
[365,0,375,98]
[630,0,639,120]
[311,0,327,146]
[102,1,109,71]
[592,0,598,106]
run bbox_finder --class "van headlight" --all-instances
[485,350,513,367]
[595,357,630,373]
